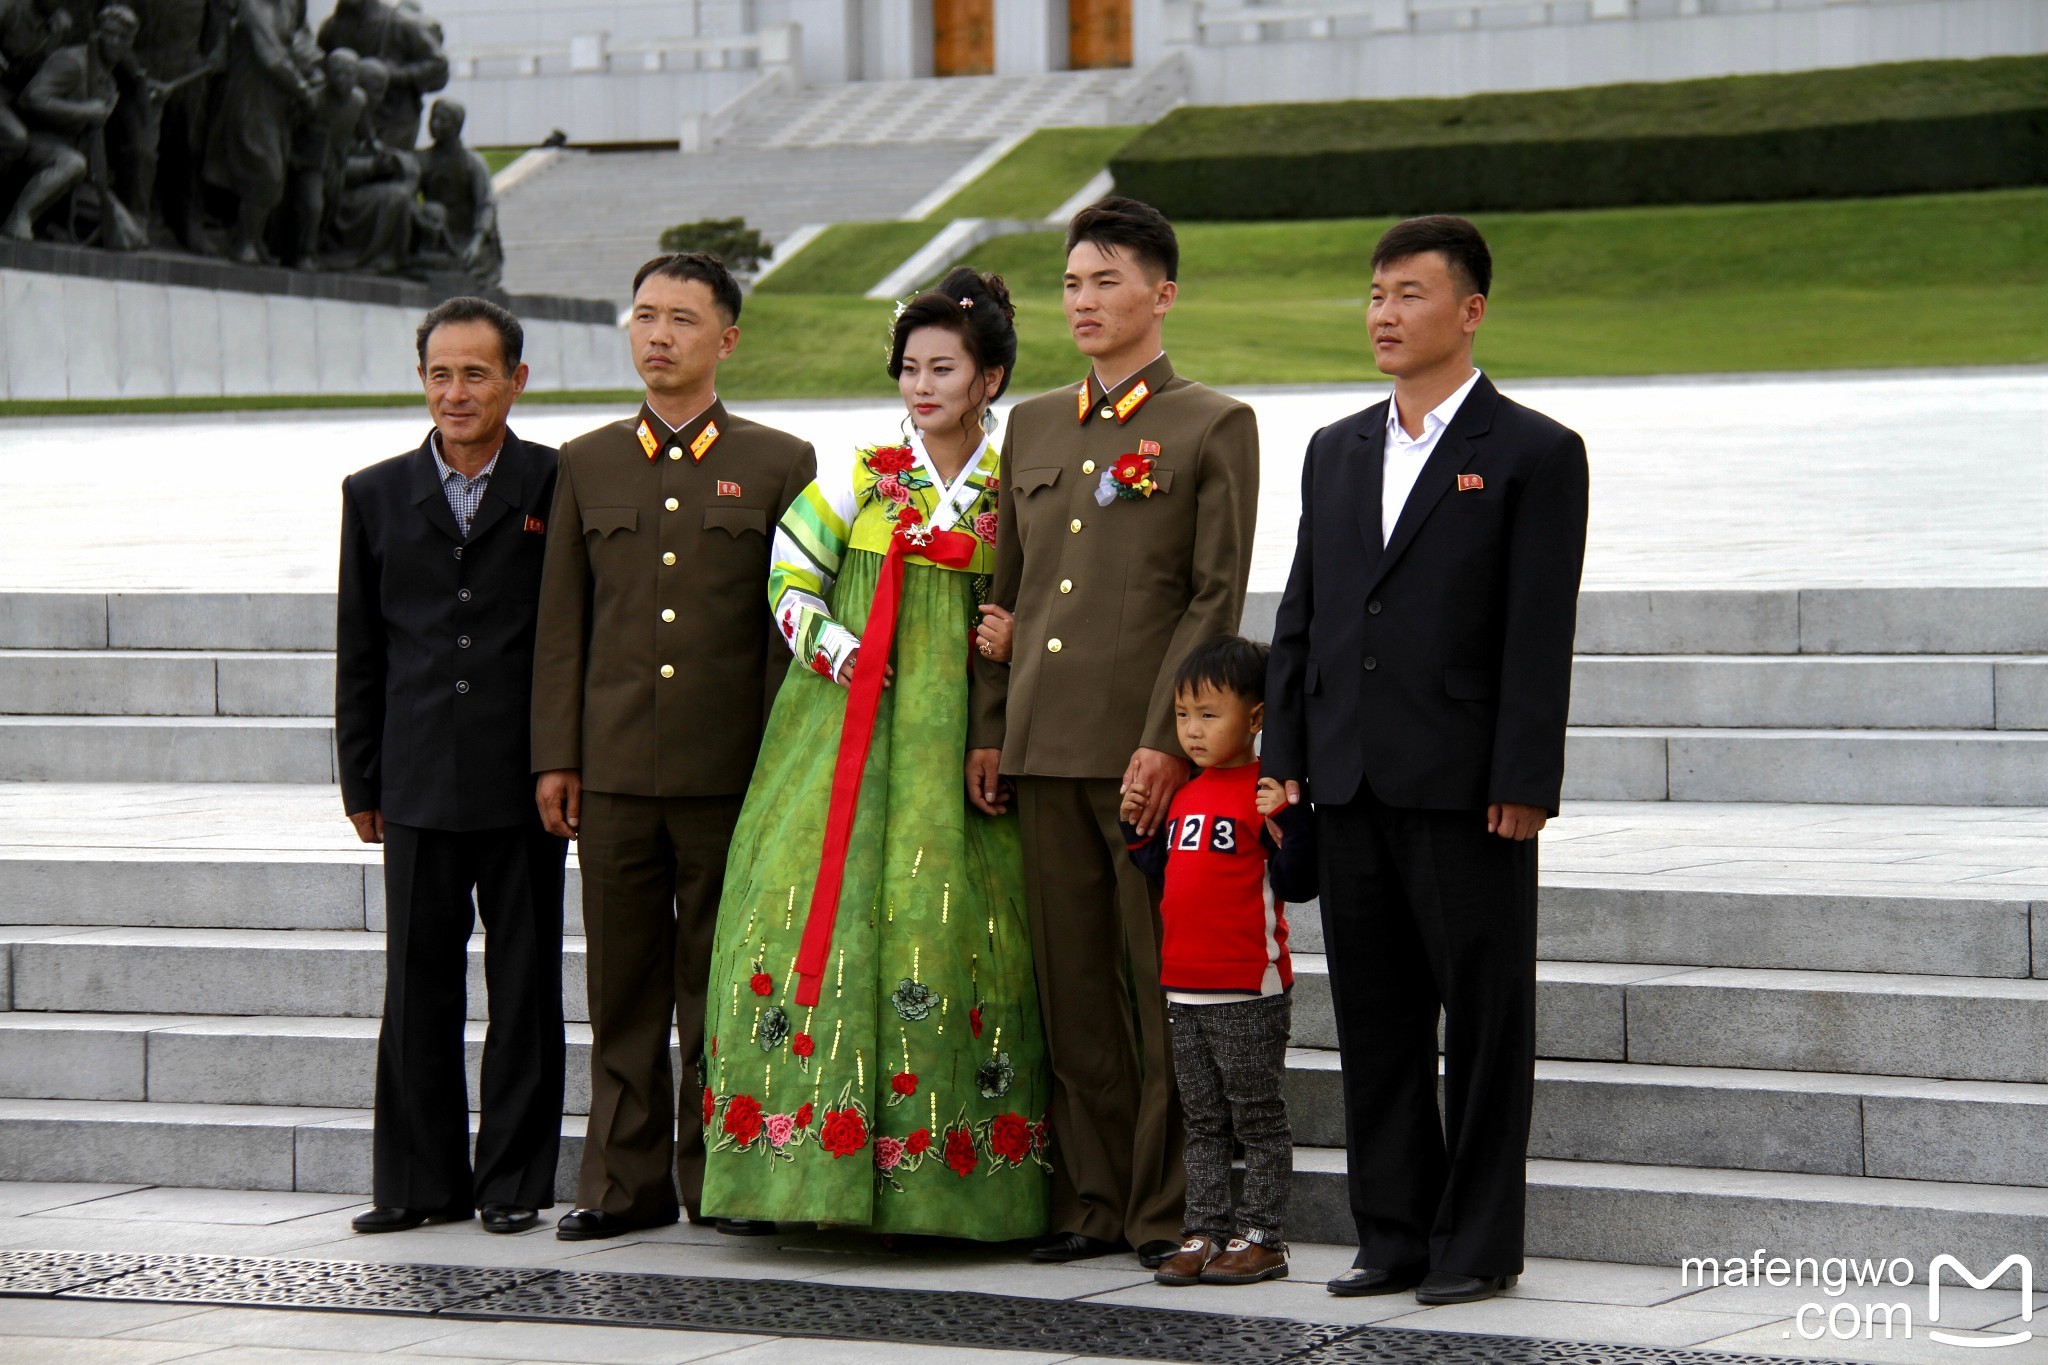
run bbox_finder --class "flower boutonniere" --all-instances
[1096,451,1156,506]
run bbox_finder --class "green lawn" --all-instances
[754,221,941,296]
[7,188,2040,416]
[479,146,529,175]
[926,126,1139,221]
[724,187,2048,396]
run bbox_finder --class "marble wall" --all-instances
[0,270,630,402]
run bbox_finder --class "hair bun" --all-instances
[978,273,1016,325]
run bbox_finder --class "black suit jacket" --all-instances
[336,429,560,830]
[1263,375,1588,813]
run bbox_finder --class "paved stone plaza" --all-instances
[1,368,2041,594]
[2,367,2046,1362]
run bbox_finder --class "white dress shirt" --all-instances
[1381,368,1482,546]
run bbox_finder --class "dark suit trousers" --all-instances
[1016,776,1185,1247]
[1318,794,1536,1278]
[374,823,567,1212]
[574,789,742,1221]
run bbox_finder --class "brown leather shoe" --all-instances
[1152,1235,1221,1286]
[1200,1237,1289,1285]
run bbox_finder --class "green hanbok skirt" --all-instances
[700,548,1051,1239]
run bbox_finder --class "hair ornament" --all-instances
[959,297,974,309]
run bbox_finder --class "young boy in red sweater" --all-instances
[1121,635,1317,1286]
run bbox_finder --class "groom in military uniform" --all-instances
[531,252,816,1239]
[968,197,1260,1267]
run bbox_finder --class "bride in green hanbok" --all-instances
[699,268,1050,1240]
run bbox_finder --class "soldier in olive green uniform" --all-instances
[968,200,1259,1266]
[532,253,816,1239]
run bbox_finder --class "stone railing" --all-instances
[1108,50,1192,124]
[449,22,798,79]
[1164,0,1903,43]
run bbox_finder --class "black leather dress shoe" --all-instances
[554,1208,676,1242]
[1027,1231,1119,1263]
[350,1206,471,1234]
[714,1218,779,1236]
[479,1203,538,1234]
[1135,1239,1182,1269]
[1326,1264,1427,1297]
[1415,1270,1518,1304]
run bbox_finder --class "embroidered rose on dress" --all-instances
[873,1135,906,1172]
[791,1032,815,1058]
[989,1112,1032,1166]
[891,978,937,1021]
[891,1071,918,1096]
[867,446,915,475]
[820,1106,869,1158]
[749,972,773,996]
[765,1112,796,1149]
[702,1087,715,1125]
[722,1094,763,1146]
[944,1126,978,1178]
[906,1127,932,1156]
[972,511,998,544]
[876,474,909,504]
[795,1102,814,1129]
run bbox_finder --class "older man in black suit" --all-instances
[336,296,566,1235]
[1264,217,1589,1305]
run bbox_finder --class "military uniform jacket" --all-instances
[970,354,1259,777]
[530,399,816,797]
[335,430,558,831]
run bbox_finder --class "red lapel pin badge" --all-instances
[716,481,742,498]
[1457,474,1484,492]
[522,515,546,533]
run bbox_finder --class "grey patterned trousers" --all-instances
[1167,991,1292,1245]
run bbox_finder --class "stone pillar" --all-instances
[869,0,932,78]
[788,0,861,82]
[996,0,1063,75]
[1131,0,1170,65]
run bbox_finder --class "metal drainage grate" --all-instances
[0,1251,1848,1365]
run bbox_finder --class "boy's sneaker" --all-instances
[1200,1237,1289,1284]
[1153,1235,1221,1286]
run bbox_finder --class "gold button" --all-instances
[1082,460,1096,475]
[1059,579,1072,594]
[665,497,679,512]
[1099,406,1115,421]
[668,447,683,460]
[661,608,676,622]
[660,664,675,678]
[662,552,676,565]
[1069,518,1082,533]
[1047,638,1062,653]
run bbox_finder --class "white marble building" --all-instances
[374,0,2048,147]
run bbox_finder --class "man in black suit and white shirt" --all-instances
[1263,217,1589,1305]
[336,296,566,1236]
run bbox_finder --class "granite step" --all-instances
[1285,1054,2048,1188]
[3,1092,2042,1278]
[1286,956,2048,1081]
[10,648,2041,729]
[0,717,335,783]
[0,651,335,718]
[8,842,2038,980]
[12,586,2047,657]
[1291,1153,2048,1276]
[1563,727,2048,805]
[7,1009,2043,1190]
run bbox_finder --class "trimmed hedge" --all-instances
[1109,57,2048,220]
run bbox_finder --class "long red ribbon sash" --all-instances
[793,525,980,1007]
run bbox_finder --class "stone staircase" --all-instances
[497,140,992,303]
[2,585,2046,1276]
[721,70,1155,150]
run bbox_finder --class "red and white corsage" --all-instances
[1096,452,1157,505]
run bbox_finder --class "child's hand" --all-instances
[1255,777,1290,818]
[1118,785,1146,826]
[1264,817,1285,846]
